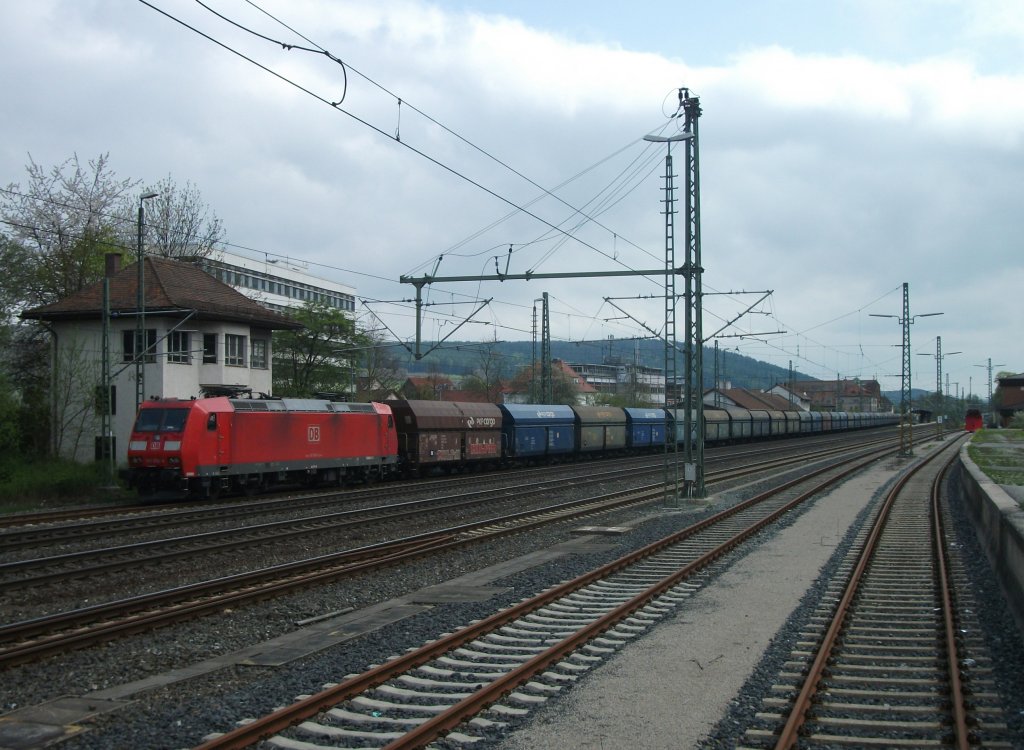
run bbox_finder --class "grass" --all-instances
[968,429,1024,488]
[0,459,127,514]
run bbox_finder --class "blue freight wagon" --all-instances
[498,404,576,459]
[623,408,667,449]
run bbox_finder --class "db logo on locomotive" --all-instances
[308,425,321,442]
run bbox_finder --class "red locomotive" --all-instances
[127,397,397,497]
[964,408,983,432]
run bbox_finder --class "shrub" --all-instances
[0,459,117,513]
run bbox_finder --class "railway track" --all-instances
[188,435,915,748]
[738,435,1015,749]
[0,438,901,669]
[0,429,893,543]
[0,434,899,593]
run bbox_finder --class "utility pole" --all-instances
[918,336,960,438]
[714,340,720,407]
[100,279,116,488]
[869,282,942,456]
[975,358,1004,427]
[681,90,704,498]
[540,292,551,403]
[531,302,537,399]
[901,284,911,452]
[400,91,705,500]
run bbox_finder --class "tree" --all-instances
[272,301,366,397]
[459,341,508,402]
[1,153,135,306]
[133,175,224,259]
[0,372,22,468]
[358,330,406,401]
[509,360,580,404]
[0,317,50,458]
[0,237,33,318]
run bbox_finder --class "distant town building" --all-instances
[790,378,888,412]
[193,249,356,315]
[767,384,812,411]
[401,375,455,400]
[564,361,665,406]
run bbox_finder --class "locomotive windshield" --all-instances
[133,407,190,433]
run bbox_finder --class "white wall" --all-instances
[48,318,275,466]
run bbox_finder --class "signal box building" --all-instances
[996,372,1024,426]
[21,254,301,466]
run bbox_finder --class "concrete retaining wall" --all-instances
[958,444,1024,637]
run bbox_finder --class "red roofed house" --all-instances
[790,378,888,412]
[401,375,455,400]
[703,387,803,412]
[21,254,301,466]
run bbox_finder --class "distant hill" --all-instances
[394,339,812,391]
[882,389,932,405]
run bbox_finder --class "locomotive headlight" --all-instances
[164,441,181,451]
[129,440,147,451]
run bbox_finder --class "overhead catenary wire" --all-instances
[134,0,696,351]
[166,0,659,279]
[236,0,660,270]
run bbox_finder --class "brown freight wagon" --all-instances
[388,400,502,475]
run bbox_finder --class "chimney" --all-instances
[105,253,122,278]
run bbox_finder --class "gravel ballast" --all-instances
[489,462,900,749]
[7,438,1020,749]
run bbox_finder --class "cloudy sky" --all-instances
[2,0,1022,396]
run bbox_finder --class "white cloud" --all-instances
[1,0,1021,386]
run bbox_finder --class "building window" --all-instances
[225,334,246,367]
[202,334,217,364]
[122,329,157,363]
[168,331,191,364]
[251,338,268,369]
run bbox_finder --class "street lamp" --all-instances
[869,282,942,456]
[135,191,158,412]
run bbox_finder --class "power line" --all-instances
[236,0,660,268]
[139,0,660,280]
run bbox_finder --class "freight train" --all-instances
[125,396,899,498]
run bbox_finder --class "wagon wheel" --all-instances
[242,474,262,496]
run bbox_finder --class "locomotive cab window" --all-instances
[207,413,217,430]
[133,408,189,433]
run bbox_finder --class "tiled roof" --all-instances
[716,388,796,411]
[21,256,301,329]
[553,360,598,393]
[405,376,454,389]
[439,389,492,403]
